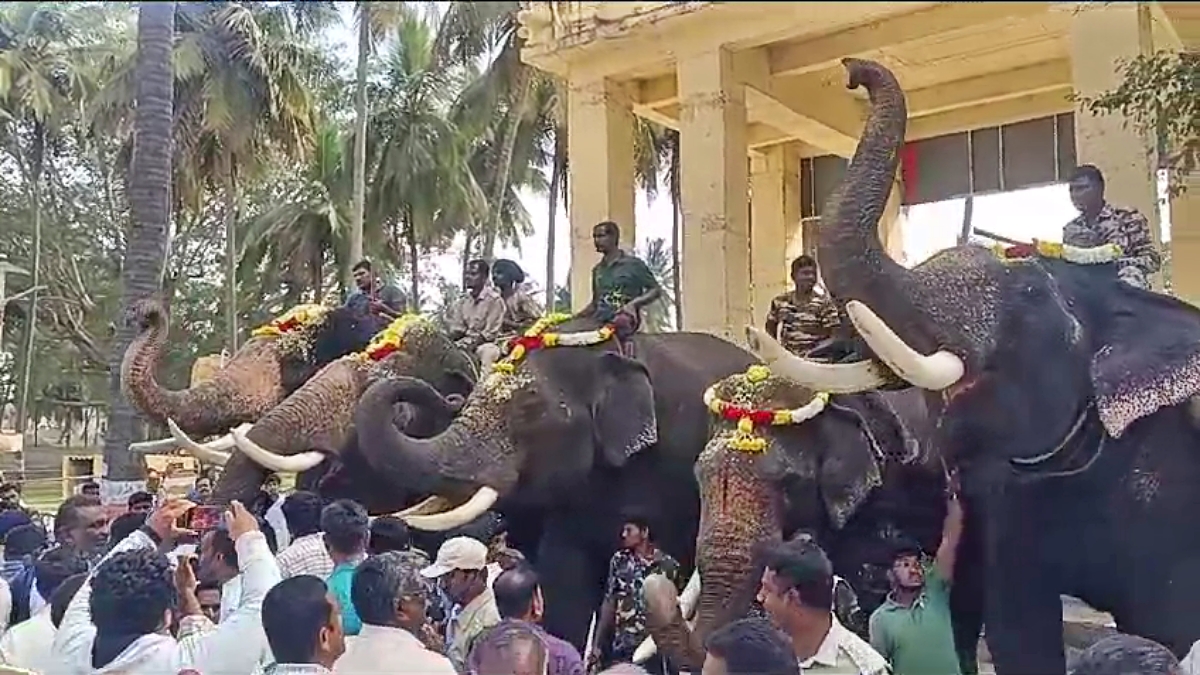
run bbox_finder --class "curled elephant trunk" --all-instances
[120,298,286,437]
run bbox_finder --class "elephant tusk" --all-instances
[634,570,701,664]
[389,496,452,519]
[164,420,239,465]
[129,436,184,454]
[229,425,327,473]
[744,326,893,393]
[844,300,965,391]
[401,487,499,532]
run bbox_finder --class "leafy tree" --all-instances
[637,237,677,333]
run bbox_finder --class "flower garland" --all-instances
[355,314,431,363]
[250,304,330,339]
[989,240,1123,265]
[492,313,616,374]
[702,365,831,453]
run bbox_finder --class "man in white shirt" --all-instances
[0,548,88,672]
[335,551,455,674]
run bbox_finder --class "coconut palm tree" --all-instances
[637,237,677,333]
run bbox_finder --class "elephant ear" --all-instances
[592,352,658,467]
[1090,285,1200,437]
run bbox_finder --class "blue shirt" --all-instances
[327,561,362,636]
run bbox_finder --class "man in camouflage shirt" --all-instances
[765,255,842,357]
[1064,164,1161,290]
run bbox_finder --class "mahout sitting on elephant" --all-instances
[639,365,950,671]
[750,58,1200,675]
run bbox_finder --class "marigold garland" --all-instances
[250,304,330,339]
[492,313,616,374]
[989,240,1123,265]
[354,314,431,363]
[703,365,831,453]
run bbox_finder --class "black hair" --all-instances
[320,499,369,556]
[492,259,526,284]
[258,516,279,554]
[368,516,411,555]
[282,491,325,538]
[621,511,653,538]
[445,511,504,545]
[594,220,621,238]
[468,618,548,675]
[887,534,924,563]
[207,528,239,571]
[109,512,147,545]
[4,523,45,559]
[1070,164,1105,191]
[0,482,20,494]
[353,259,372,273]
[90,548,177,666]
[262,575,335,664]
[34,545,89,598]
[50,572,87,629]
[1067,634,1180,675]
[55,494,102,535]
[127,491,154,508]
[351,550,430,627]
[704,617,801,675]
[493,563,539,619]
[466,258,491,276]
[763,538,834,610]
[791,255,817,275]
[80,480,99,492]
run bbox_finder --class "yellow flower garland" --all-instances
[353,314,431,363]
[989,240,1123,265]
[492,313,616,374]
[250,304,330,339]
[703,365,831,453]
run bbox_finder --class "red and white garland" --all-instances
[702,365,830,453]
[492,313,615,374]
[250,304,330,339]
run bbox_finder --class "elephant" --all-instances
[748,58,1200,675]
[121,298,378,442]
[641,368,950,670]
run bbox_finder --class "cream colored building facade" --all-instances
[516,1,1199,341]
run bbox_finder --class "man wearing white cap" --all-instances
[421,536,501,672]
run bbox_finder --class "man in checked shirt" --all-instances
[1064,164,1162,289]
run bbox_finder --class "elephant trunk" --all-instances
[120,298,285,437]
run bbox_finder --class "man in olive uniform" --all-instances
[764,255,841,357]
[1064,164,1161,289]
[574,220,662,356]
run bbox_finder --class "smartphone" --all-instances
[186,505,223,532]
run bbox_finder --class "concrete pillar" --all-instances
[678,48,751,341]
[1171,174,1200,305]
[750,144,800,323]
[566,78,637,311]
[1069,3,1161,283]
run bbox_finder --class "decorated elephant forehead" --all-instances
[712,369,819,408]
[251,304,330,339]
[474,369,534,406]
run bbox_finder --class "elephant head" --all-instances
[191,315,477,506]
[746,58,1200,480]
[121,299,377,439]
[642,368,929,669]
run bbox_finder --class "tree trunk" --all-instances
[223,156,239,352]
[481,66,533,259]
[669,133,682,329]
[406,210,420,310]
[15,129,44,437]
[103,0,174,489]
[545,129,565,309]
[348,11,369,288]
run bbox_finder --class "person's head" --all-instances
[54,494,109,554]
[198,528,239,585]
[790,255,818,293]
[193,476,213,501]
[50,572,88,629]
[493,563,543,622]
[127,491,154,514]
[421,536,489,605]
[262,575,345,667]
[196,580,222,623]
[90,548,177,637]
[80,480,100,498]
[4,523,46,560]
[1068,634,1182,675]
[282,491,324,538]
[352,259,373,291]
[352,550,431,632]
[368,516,411,555]
[110,511,147,545]
[619,513,653,550]
[757,538,834,633]
[320,499,369,558]
[464,259,491,292]
[592,220,620,254]
[702,617,801,675]
[887,537,925,591]
[0,482,21,509]
[144,469,161,491]
[1069,164,1106,216]
[468,619,548,675]
[34,545,89,599]
[492,259,526,292]
[263,472,281,498]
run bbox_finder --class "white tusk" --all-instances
[634,571,701,664]
[402,487,499,532]
[165,420,240,465]
[389,496,452,518]
[844,300,965,391]
[744,326,893,394]
[228,425,327,473]
[129,437,183,454]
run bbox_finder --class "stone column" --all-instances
[678,48,751,341]
[567,78,636,311]
[1069,3,1161,284]
[1171,174,1200,305]
[750,144,800,323]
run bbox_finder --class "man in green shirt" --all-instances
[574,220,662,357]
[868,477,966,675]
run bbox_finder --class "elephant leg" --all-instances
[983,524,1065,675]
[537,520,605,653]
[950,516,986,675]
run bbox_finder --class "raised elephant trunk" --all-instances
[121,298,285,437]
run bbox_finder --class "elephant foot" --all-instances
[643,574,706,671]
